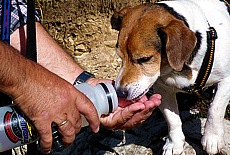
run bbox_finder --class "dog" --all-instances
[111,0,230,154]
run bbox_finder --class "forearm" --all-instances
[10,22,84,84]
[36,23,84,83]
[0,41,36,97]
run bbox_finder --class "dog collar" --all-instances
[223,0,230,7]
[183,27,217,99]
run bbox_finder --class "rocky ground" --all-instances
[47,110,230,155]
[12,0,230,154]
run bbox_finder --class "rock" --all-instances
[104,40,117,48]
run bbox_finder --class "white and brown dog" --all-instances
[111,0,230,154]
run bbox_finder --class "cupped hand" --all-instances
[87,78,161,129]
[100,94,161,129]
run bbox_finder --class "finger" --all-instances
[149,93,162,100]
[102,95,161,129]
[37,122,53,154]
[132,99,160,118]
[119,113,148,129]
[124,97,162,126]
[101,102,145,129]
[87,78,112,86]
[75,92,100,133]
[116,102,146,124]
[68,112,82,135]
[116,101,158,129]
[137,95,148,102]
[57,119,76,146]
[137,94,161,112]
[136,94,161,103]
[147,94,162,108]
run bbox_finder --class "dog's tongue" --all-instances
[118,95,148,108]
[118,98,132,108]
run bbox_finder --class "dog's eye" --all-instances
[137,56,152,64]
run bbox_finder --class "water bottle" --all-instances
[0,105,38,152]
[74,82,118,127]
[0,82,118,152]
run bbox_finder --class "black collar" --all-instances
[183,27,218,99]
[155,3,219,99]
[223,0,230,7]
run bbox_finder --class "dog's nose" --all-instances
[116,88,128,98]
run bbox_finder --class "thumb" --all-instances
[75,92,100,132]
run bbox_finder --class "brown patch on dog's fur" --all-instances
[111,3,196,85]
[161,20,197,71]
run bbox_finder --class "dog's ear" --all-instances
[161,20,197,71]
[111,7,131,31]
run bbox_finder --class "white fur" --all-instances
[117,0,230,154]
[116,66,160,100]
[126,74,159,100]
[157,0,230,154]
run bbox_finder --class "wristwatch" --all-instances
[73,71,95,85]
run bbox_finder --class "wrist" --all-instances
[73,71,95,85]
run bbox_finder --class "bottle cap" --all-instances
[74,82,118,116]
[98,83,118,114]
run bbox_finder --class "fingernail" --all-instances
[96,126,100,132]
[42,150,51,154]
[157,94,162,99]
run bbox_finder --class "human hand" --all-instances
[100,94,161,129]
[10,65,100,154]
[87,78,161,129]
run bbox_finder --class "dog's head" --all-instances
[111,4,197,100]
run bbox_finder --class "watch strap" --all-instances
[73,71,95,85]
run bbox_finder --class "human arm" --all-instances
[0,42,100,154]
[10,22,83,84]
